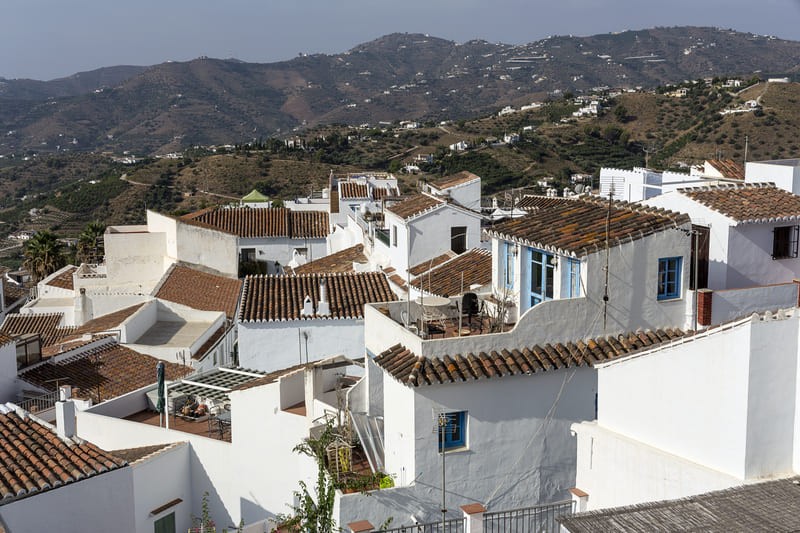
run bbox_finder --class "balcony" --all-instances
[375,228,391,247]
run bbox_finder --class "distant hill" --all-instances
[0,27,798,154]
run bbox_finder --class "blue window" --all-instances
[438,411,466,450]
[504,242,515,288]
[529,248,554,307]
[657,257,682,300]
[564,258,581,298]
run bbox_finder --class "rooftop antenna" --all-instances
[744,135,749,166]
[602,184,613,331]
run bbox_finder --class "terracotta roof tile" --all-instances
[109,443,178,465]
[292,245,368,275]
[41,334,113,358]
[239,272,395,322]
[339,182,370,199]
[73,304,145,336]
[0,314,69,347]
[373,187,398,200]
[19,344,192,403]
[707,159,745,180]
[155,265,242,319]
[375,328,686,387]
[516,195,577,211]
[0,410,126,503]
[432,171,481,190]
[233,364,306,391]
[386,194,444,220]
[182,207,329,239]
[679,183,800,223]
[408,252,455,276]
[3,283,27,310]
[410,249,492,297]
[487,196,689,256]
[45,267,76,291]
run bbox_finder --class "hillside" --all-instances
[1,27,798,155]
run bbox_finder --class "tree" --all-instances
[281,422,337,533]
[23,230,66,283]
[76,221,106,264]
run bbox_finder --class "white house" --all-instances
[0,404,134,533]
[486,196,692,335]
[745,158,800,194]
[571,308,800,513]
[236,272,396,372]
[423,171,482,211]
[333,321,685,527]
[373,193,483,280]
[180,206,330,275]
[645,183,800,293]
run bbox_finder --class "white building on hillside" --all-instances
[745,158,800,194]
[571,308,800,513]
[423,171,482,211]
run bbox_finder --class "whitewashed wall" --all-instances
[727,223,800,287]
[746,160,800,194]
[0,342,17,402]
[445,180,481,211]
[131,443,193,533]
[710,282,798,324]
[240,236,327,273]
[339,361,598,527]
[0,465,135,533]
[105,228,169,287]
[238,319,365,372]
[572,422,741,511]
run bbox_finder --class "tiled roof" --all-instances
[155,265,242,319]
[19,344,192,403]
[375,328,685,387]
[0,410,126,503]
[433,171,481,190]
[73,303,145,336]
[373,187,398,200]
[410,249,492,297]
[707,158,745,180]
[516,195,576,211]
[192,325,225,361]
[41,335,113,359]
[487,197,689,257]
[45,267,76,291]
[109,443,178,465]
[339,182,370,199]
[3,283,27,310]
[182,207,329,239]
[239,272,396,322]
[385,194,444,220]
[233,364,306,391]
[1,313,67,346]
[292,245,368,275]
[679,183,800,223]
[0,334,12,347]
[408,252,455,277]
[559,476,800,532]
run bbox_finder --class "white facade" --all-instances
[746,159,800,194]
[239,235,327,274]
[336,356,597,526]
[0,464,135,533]
[130,443,193,533]
[375,204,482,278]
[645,191,800,290]
[490,225,691,338]
[573,309,800,511]
[238,319,366,372]
[426,178,482,212]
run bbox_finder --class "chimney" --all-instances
[329,170,339,214]
[56,386,76,440]
[301,295,314,317]
[317,278,330,316]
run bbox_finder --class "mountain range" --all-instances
[1,26,798,155]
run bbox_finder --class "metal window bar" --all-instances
[484,500,575,533]
[375,228,391,246]
[380,518,464,533]
[17,390,58,414]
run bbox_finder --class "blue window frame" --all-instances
[564,258,581,298]
[657,257,682,300]
[529,248,554,307]
[504,242,515,288]
[438,411,466,450]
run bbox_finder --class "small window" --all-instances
[564,258,581,298]
[437,411,466,450]
[392,226,398,247]
[240,248,256,262]
[154,512,175,533]
[657,257,682,300]
[451,226,467,254]
[773,225,799,259]
[294,247,308,259]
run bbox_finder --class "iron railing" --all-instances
[381,518,464,533]
[484,500,574,533]
[17,391,58,414]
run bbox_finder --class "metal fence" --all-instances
[375,228,391,247]
[381,518,464,533]
[484,500,574,533]
[17,390,58,414]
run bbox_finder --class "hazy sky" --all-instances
[3,0,799,80]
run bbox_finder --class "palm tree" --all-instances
[23,230,66,283]
[76,221,106,265]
